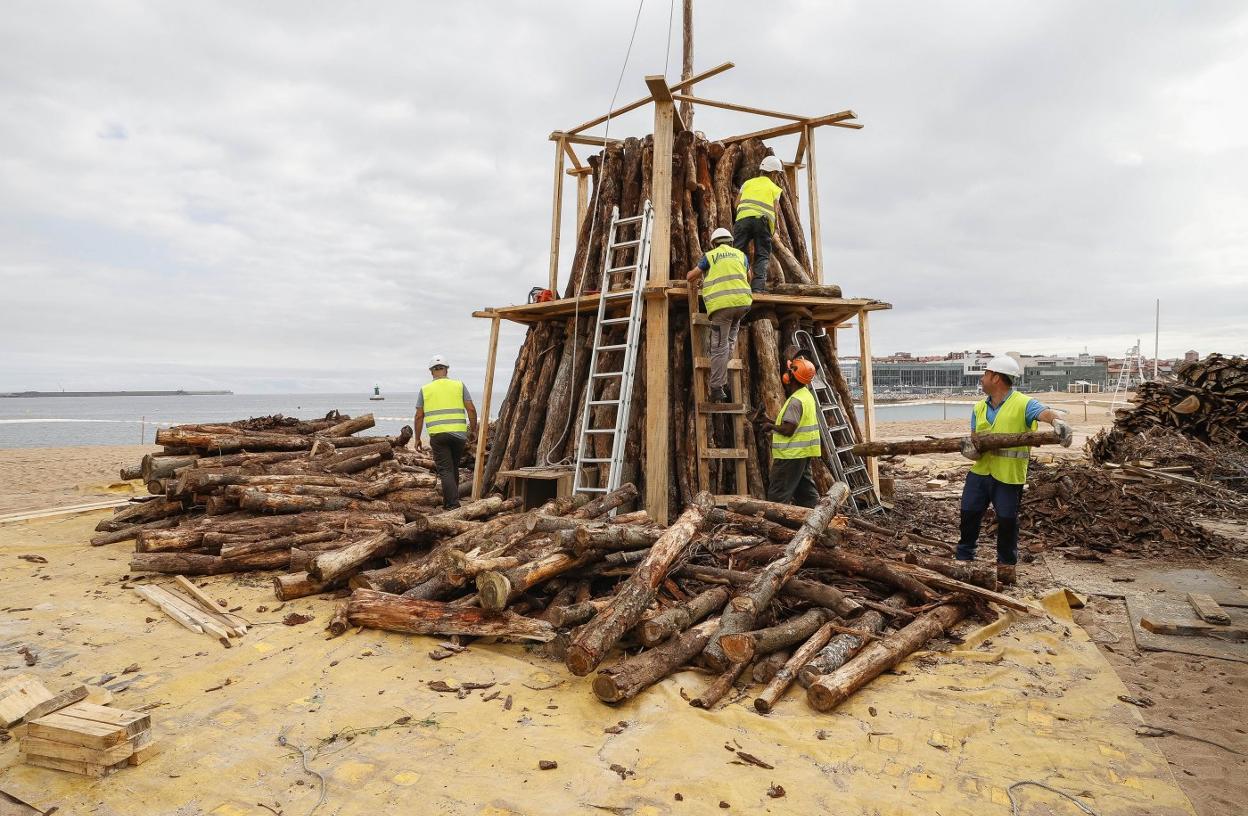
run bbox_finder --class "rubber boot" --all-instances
[996,563,1017,586]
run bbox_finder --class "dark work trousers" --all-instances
[956,471,1024,565]
[429,433,466,509]
[732,216,772,292]
[766,456,819,508]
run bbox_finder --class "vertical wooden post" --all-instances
[857,309,878,488]
[471,315,502,499]
[548,138,567,293]
[783,164,799,212]
[576,172,590,232]
[804,125,823,284]
[680,0,694,129]
[644,87,675,525]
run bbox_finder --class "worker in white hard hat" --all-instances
[733,155,785,293]
[956,355,1073,585]
[413,355,478,509]
[687,227,753,402]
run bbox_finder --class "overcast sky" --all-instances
[2,1,1245,395]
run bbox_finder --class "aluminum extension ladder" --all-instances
[793,328,883,515]
[572,201,654,502]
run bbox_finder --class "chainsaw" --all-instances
[527,287,556,304]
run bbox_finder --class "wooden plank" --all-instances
[19,752,126,777]
[1187,593,1232,625]
[693,357,743,370]
[561,138,582,169]
[857,309,879,487]
[59,702,151,738]
[1141,617,1248,640]
[645,75,686,132]
[723,110,858,144]
[565,61,734,135]
[644,94,675,525]
[548,137,567,292]
[471,315,502,500]
[21,685,88,723]
[0,674,54,727]
[128,738,161,766]
[805,125,823,283]
[700,448,747,459]
[27,712,127,749]
[19,735,134,765]
[575,172,590,233]
[670,94,807,122]
[134,584,203,634]
[549,131,623,147]
[145,585,232,641]
[173,576,247,635]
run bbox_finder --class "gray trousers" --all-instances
[708,305,749,391]
[766,457,819,508]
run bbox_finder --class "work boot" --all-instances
[996,563,1017,586]
[710,387,729,403]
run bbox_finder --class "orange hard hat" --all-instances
[787,358,816,385]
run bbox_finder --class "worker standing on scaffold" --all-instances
[413,355,478,510]
[733,155,785,293]
[687,227,752,403]
[758,358,821,508]
[957,356,1072,585]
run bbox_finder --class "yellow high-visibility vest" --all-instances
[735,176,782,233]
[771,386,821,460]
[701,245,752,315]
[970,390,1037,484]
[422,379,469,436]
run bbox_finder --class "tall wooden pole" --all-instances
[857,309,878,488]
[471,315,502,499]
[644,78,675,525]
[575,171,590,231]
[804,124,823,284]
[548,138,567,293]
[680,0,694,129]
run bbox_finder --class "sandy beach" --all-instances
[0,444,159,514]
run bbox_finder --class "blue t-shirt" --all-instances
[970,390,1045,430]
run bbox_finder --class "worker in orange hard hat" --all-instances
[756,358,822,507]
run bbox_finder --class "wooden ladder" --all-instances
[687,292,749,494]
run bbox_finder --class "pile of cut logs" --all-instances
[481,134,871,506]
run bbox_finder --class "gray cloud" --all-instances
[1,1,1245,398]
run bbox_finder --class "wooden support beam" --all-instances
[794,128,808,167]
[644,94,675,526]
[548,138,567,293]
[550,131,624,147]
[857,309,878,487]
[565,62,734,135]
[723,110,858,144]
[645,75,686,132]
[561,139,583,169]
[670,94,807,122]
[575,172,590,233]
[804,125,823,284]
[471,316,502,499]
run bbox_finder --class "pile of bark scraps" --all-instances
[481,133,870,508]
[340,484,1038,715]
[95,411,485,592]
[1090,353,1248,461]
[1088,426,1248,496]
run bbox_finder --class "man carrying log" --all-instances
[413,355,478,510]
[957,356,1072,584]
[733,155,784,293]
[757,358,821,507]
[687,227,753,402]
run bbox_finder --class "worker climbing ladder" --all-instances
[793,328,882,515]
[687,295,749,496]
[572,202,654,502]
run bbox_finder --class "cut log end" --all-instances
[565,645,598,677]
[591,674,625,703]
[718,633,756,665]
[475,572,513,612]
[806,682,838,713]
[753,697,773,714]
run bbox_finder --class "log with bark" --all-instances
[593,618,719,704]
[851,430,1062,458]
[346,589,555,642]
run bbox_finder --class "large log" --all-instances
[806,603,967,712]
[475,549,599,612]
[703,483,849,670]
[851,430,1062,458]
[318,413,375,438]
[129,552,223,575]
[733,544,939,604]
[690,660,749,710]
[308,531,396,583]
[592,618,719,704]
[346,589,555,642]
[219,530,340,561]
[798,593,907,688]
[637,586,730,647]
[90,517,177,547]
[672,564,861,616]
[565,492,714,676]
[718,608,834,665]
[97,498,185,531]
[140,454,199,481]
[755,621,837,714]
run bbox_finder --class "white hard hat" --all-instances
[428,354,449,369]
[985,356,1021,377]
[710,227,733,244]
[759,156,783,173]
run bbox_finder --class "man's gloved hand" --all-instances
[959,437,982,461]
[1054,419,1074,448]
[414,437,425,452]
[756,419,776,434]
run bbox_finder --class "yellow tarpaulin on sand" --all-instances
[0,513,1195,815]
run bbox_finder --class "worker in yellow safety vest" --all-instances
[757,358,822,508]
[957,356,1072,585]
[733,155,785,293]
[686,227,753,402]
[413,354,478,510]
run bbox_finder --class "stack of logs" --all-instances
[480,134,865,506]
[337,481,1027,714]
[97,412,476,590]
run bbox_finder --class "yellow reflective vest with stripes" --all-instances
[421,379,469,436]
[771,386,821,460]
[701,244,752,315]
[970,390,1037,484]
[735,175,781,234]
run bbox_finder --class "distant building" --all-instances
[839,351,1107,395]
[1020,353,1107,391]
[1184,349,1199,363]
